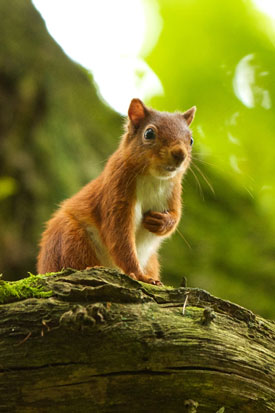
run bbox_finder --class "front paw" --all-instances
[142,211,176,236]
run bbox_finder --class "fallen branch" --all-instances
[0,268,274,412]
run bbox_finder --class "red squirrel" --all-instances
[37,99,196,285]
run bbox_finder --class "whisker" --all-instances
[192,163,215,195]
[176,228,192,250]
[192,156,216,168]
[189,166,204,200]
[244,186,254,199]
[92,156,112,168]
[192,154,255,199]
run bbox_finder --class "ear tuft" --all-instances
[182,106,196,126]
[128,98,147,127]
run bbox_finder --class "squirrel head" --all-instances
[123,98,196,180]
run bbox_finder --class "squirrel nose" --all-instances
[171,148,185,166]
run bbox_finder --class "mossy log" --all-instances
[0,268,274,412]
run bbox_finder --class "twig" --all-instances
[182,292,190,316]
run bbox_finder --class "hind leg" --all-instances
[38,214,101,274]
[60,222,101,270]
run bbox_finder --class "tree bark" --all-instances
[0,268,274,412]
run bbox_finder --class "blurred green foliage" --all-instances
[0,0,121,279]
[146,0,275,317]
[148,0,275,220]
[0,0,274,318]
[0,177,18,200]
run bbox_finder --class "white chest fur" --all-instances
[134,175,174,270]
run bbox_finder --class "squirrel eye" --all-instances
[190,137,194,146]
[144,128,155,140]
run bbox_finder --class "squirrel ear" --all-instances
[128,98,148,126]
[182,106,196,126]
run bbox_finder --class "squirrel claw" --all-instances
[129,272,138,281]
[148,278,163,286]
[129,273,163,286]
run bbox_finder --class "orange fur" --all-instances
[37,99,196,285]
[144,253,160,281]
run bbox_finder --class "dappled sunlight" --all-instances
[252,0,275,20]
[32,0,163,114]
[229,155,243,174]
[92,56,163,114]
[251,0,275,47]
[233,53,272,109]
[227,132,241,146]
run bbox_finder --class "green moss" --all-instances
[140,282,174,293]
[0,273,53,304]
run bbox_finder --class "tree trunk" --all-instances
[0,268,274,412]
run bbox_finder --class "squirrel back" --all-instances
[37,98,196,285]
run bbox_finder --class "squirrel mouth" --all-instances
[164,166,177,172]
